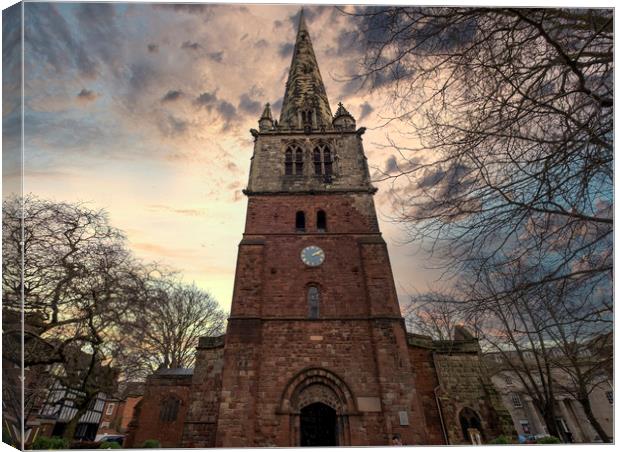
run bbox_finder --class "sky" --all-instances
[3,2,442,312]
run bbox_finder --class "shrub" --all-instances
[489,435,511,444]
[100,441,122,449]
[537,436,561,444]
[141,439,161,448]
[32,436,70,450]
[70,441,101,449]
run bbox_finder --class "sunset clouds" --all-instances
[4,3,437,310]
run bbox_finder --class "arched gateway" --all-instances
[278,368,357,446]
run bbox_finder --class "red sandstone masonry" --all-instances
[125,374,191,448]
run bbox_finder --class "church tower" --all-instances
[126,11,514,449]
[211,11,431,446]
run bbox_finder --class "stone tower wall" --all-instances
[247,132,373,193]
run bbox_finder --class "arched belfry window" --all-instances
[296,211,306,232]
[160,396,180,422]
[313,149,322,175]
[285,144,303,176]
[324,148,333,176]
[285,149,293,175]
[317,210,327,232]
[308,286,320,319]
[313,144,333,177]
[295,148,304,176]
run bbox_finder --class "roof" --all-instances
[278,8,333,128]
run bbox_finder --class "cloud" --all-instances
[181,41,201,51]
[147,43,159,53]
[125,62,158,106]
[195,91,218,110]
[238,93,262,116]
[217,101,237,121]
[157,114,189,137]
[24,3,98,78]
[358,101,374,121]
[156,4,214,16]
[207,51,224,62]
[226,162,240,173]
[132,242,200,260]
[147,204,207,216]
[161,90,184,103]
[278,42,294,58]
[77,88,98,103]
[271,97,283,114]
[72,3,123,76]
[384,156,399,174]
[194,92,238,129]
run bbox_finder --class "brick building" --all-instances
[95,382,144,440]
[126,11,514,447]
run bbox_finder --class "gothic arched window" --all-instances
[317,210,327,232]
[285,149,293,175]
[295,148,304,176]
[324,148,332,176]
[308,286,320,319]
[313,144,333,177]
[313,148,322,175]
[159,396,180,422]
[296,211,306,232]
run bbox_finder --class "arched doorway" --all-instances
[278,368,358,446]
[300,402,338,446]
[459,407,484,443]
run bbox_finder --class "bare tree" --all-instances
[404,291,464,340]
[118,275,226,377]
[2,195,142,441]
[345,10,613,440]
[419,259,612,442]
[345,7,612,302]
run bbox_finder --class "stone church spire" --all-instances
[278,9,333,130]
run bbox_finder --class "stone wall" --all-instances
[124,371,192,448]
[406,334,446,445]
[247,132,373,194]
[181,337,225,447]
[431,340,515,444]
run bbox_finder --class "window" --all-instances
[302,109,313,127]
[324,148,332,175]
[519,420,531,434]
[295,148,303,175]
[313,148,322,175]
[285,149,293,175]
[317,210,327,232]
[605,391,613,404]
[511,393,523,408]
[312,144,334,177]
[296,211,306,232]
[160,397,180,422]
[308,286,320,319]
[504,375,513,385]
[106,403,115,416]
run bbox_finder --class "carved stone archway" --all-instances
[278,368,358,446]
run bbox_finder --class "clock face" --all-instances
[301,245,325,267]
